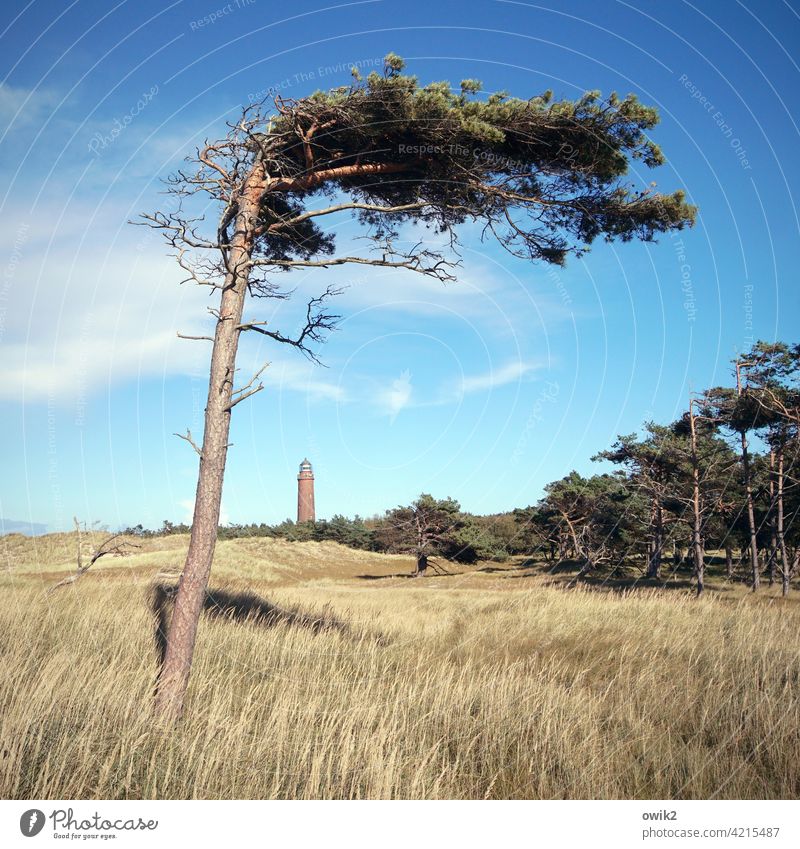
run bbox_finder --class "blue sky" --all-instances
[1,0,798,531]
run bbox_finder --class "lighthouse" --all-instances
[297,458,315,524]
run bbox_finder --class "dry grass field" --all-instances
[1,531,799,799]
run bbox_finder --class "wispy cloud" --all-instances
[459,360,541,395]
[376,368,413,423]
[0,83,60,134]
[261,358,345,403]
[359,359,543,415]
[0,199,346,404]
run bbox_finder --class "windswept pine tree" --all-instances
[376,494,466,576]
[142,54,696,721]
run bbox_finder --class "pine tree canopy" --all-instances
[185,53,695,270]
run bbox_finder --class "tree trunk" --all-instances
[154,163,264,722]
[776,446,790,597]
[768,449,777,586]
[689,403,704,596]
[725,545,734,580]
[647,498,663,580]
[416,553,428,576]
[740,430,760,591]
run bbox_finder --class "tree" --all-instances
[376,494,464,575]
[594,424,686,579]
[314,514,373,549]
[705,355,777,591]
[739,342,800,595]
[538,471,637,574]
[513,505,559,560]
[141,54,695,720]
[672,401,738,595]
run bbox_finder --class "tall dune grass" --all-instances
[0,538,798,799]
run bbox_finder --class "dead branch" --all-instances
[237,285,343,363]
[175,429,203,456]
[225,361,270,411]
[177,332,214,342]
[47,519,139,594]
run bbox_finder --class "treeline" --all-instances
[125,341,799,594]
[514,341,800,594]
[124,511,516,562]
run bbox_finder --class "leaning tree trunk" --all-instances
[740,430,760,591]
[154,162,264,722]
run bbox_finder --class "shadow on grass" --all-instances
[149,583,377,673]
[562,574,700,593]
[356,572,417,581]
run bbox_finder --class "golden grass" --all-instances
[0,533,798,799]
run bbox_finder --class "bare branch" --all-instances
[250,251,458,282]
[238,286,343,363]
[175,429,203,457]
[236,320,270,331]
[266,160,416,194]
[177,332,214,342]
[225,360,270,411]
[47,524,139,594]
[226,384,264,410]
[198,144,234,185]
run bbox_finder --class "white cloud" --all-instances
[357,360,542,415]
[0,328,195,402]
[0,186,563,407]
[376,368,413,422]
[459,360,541,395]
[261,358,345,403]
[0,196,350,405]
[0,209,210,402]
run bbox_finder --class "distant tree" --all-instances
[314,514,373,549]
[377,494,465,575]
[141,54,695,720]
[464,513,519,558]
[516,502,583,562]
[594,424,686,579]
[538,471,637,574]
[270,518,315,542]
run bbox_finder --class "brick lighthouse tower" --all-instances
[297,458,315,524]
